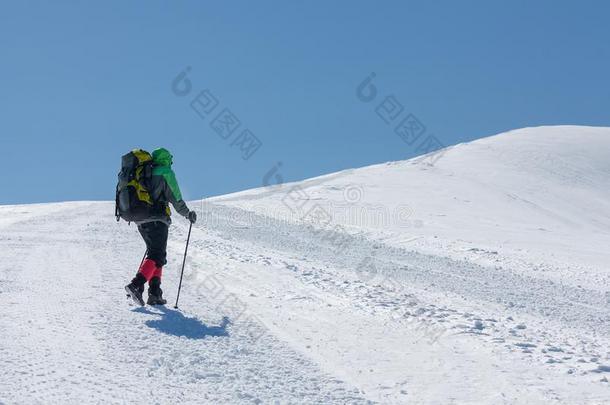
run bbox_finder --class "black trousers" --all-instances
[138,221,169,267]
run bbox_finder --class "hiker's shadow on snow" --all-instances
[135,307,230,339]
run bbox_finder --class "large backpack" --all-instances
[115,149,155,222]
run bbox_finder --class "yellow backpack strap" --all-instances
[132,149,153,164]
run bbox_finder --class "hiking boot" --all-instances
[147,276,167,305]
[125,273,146,306]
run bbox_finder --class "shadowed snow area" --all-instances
[1,126,609,403]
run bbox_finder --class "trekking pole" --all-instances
[139,249,148,269]
[174,221,193,309]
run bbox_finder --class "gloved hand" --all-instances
[188,210,197,224]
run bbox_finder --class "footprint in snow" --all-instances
[592,365,610,373]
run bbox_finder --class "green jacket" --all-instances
[136,148,190,225]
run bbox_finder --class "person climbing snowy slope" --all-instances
[123,148,197,306]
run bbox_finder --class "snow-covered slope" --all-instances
[1,126,610,404]
[214,125,610,287]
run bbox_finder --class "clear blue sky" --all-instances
[2,1,609,204]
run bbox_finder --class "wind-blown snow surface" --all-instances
[1,126,610,404]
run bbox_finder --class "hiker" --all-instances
[123,148,197,305]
